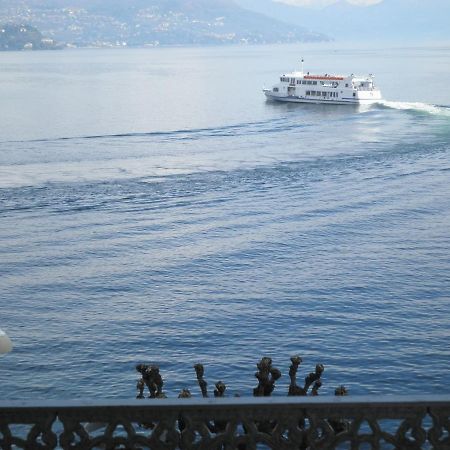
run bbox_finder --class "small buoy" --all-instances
[0,328,13,354]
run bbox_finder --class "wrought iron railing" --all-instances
[1,395,449,449]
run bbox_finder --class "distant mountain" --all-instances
[0,0,329,48]
[235,0,450,42]
[0,23,60,50]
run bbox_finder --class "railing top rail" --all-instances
[1,394,449,411]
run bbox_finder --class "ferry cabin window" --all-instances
[302,81,307,85]
[345,83,349,87]
[306,90,310,95]
[313,81,318,85]
[273,87,279,92]
[307,81,312,85]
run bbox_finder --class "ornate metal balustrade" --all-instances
[1,395,449,449]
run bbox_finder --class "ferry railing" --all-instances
[1,395,449,449]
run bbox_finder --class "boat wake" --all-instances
[377,100,450,117]
[1,118,302,145]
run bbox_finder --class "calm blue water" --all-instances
[1,44,449,400]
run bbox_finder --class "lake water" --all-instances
[0,43,449,400]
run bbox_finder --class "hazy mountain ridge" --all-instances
[0,23,61,50]
[236,0,450,42]
[0,0,329,48]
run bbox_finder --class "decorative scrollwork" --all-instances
[0,414,57,450]
[428,405,450,450]
[0,397,448,449]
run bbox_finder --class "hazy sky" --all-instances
[275,0,383,6]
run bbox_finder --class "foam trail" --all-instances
[378,100,450,117]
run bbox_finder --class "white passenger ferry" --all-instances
[264,62,382,105]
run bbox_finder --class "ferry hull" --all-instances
[264,90,381,105]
